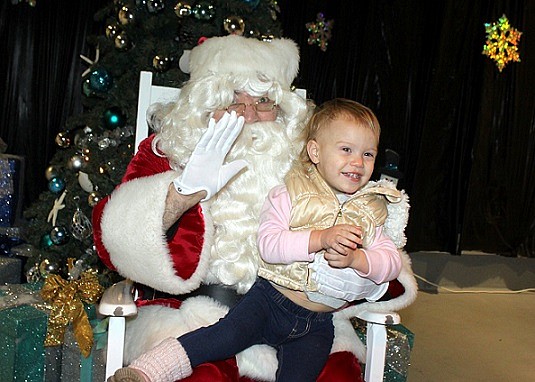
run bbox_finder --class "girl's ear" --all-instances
[307,140,320,164]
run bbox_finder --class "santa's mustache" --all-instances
[226,119,296,162]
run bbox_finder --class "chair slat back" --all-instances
[135,71,181,153]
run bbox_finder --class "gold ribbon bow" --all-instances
[40,269,104,358]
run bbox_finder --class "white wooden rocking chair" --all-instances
[99,71,408,382]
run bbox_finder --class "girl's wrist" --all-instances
[350,249,367,272]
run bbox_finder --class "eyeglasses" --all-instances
[225,100,278,115]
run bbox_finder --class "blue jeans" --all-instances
[178,277,335,381]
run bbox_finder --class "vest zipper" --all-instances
[333,203,344,225]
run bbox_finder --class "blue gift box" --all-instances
[0,154,25,228]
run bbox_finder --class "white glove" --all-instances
[173,111,247,201]
[309,253,388,302]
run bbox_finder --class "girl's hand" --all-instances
[324,247,363,269]
[318,224,362,255]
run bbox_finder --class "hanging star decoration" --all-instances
[47,190,67,226]
[80,45,100,78]
[482,14,522,72]
[306,13,334,52]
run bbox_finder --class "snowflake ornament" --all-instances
[482,14,522,72]
[306,13,334,52]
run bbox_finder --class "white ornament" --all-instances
[78,171,94,192]
[179,50,191,73]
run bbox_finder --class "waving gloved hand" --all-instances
[309,253,387,302]
[173,111,247,201]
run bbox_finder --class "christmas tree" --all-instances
[22,0,283,288]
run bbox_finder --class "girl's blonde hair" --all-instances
[298,98,381,165]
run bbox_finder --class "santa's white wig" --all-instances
[151,35,309,169]
[148,35,313,292]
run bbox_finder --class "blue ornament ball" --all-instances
[103,107,127,129]
[242,0,260,8]
[50,226,69,245]
[48,177,65,193]
[88,68,113,92]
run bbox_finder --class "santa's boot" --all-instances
[108,337,193,382]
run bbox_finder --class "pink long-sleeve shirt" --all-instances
[257,185,401,284]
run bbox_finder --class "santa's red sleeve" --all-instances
[92,135,211,295]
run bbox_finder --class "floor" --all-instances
[398,252,535,382]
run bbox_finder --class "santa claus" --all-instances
[92,35,417,381]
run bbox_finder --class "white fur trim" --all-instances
[331,313,366,361]
[370,179,410,248]
[189,35,299,89]
[100,171,210,295]
[236,345,277,382]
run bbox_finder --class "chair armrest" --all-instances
[356,309,400,325]
[355,309,400,382]
[99,279,138,380]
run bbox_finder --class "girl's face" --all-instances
[307,117,378,195]
[213,92,278,124]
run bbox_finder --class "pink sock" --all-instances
[129,337,193,382]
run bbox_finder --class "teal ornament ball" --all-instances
[103,107,127,129]
[82,77,96,97]
[89,68,113,92]
[41,234,54,249]
[50,226,69,245]
[48,177,65,193]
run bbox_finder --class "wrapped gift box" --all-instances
[353,318,415,382]
[59,318,107,382]
[0,154,25,228]
[0,284,105,382]
[0,255,22,284]
[0,304,48,381]
[383,324,414,382]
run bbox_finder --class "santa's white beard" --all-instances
[203,120,300,293]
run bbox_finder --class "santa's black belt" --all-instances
[135,283,243,309]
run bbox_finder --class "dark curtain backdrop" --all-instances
[1,0,534,257]
[278,0,535,257]
[0,0,108,208]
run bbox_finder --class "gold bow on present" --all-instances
[40,269,104,358]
